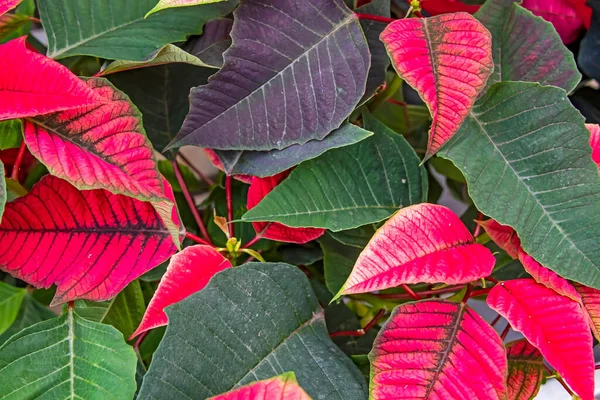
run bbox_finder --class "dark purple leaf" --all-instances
[183,18,233,68]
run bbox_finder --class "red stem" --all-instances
[461,284,472,304]
[243,234,262,249]
[178,152,215,186]
[486,277,500,284]
[355,13,395,23]
[330,309,385,338]
[544,366,575,396]
[134,330,149,351]
[473,212,484,237]
[469,288,492,298]
[596,364,600,370]
[11,141,27,182]
[225,175,234,238]
[490,314,502,327]
[185,232,212,246]
[374,285,464,299]
[500,323,511,340]
[28,17,41,23]
[401,284,421,300]
[172,159,212,244]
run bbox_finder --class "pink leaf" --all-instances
[587,123,600,168]
[0,176,178,305]
[336,204,495,298]
[487,279,595,400]
[247,171,324,244]
[521,0,585,44]
[420,0,480,16]
[0,0,21,16]
[208,372,311,400]
[380,13,493,159]
[476,219,521,259]
[0,37,100,120]
[518,250,581,302]
[369,299,507,399]
[131,245,231,338]
[505,339,544,400]
[574,283,600,342]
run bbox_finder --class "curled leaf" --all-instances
[336,204,495,298]
[477,219,521,259]
[380,13,493,159]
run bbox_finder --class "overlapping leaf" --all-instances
[168,0,370,151]
[369,300,507,399]
[0,176,177,305]
[0,294,55,345]
[182,18,233,68]
[0,37,100,120]
[213,123,373,178]
[242,112,427,231]
[335,204,495,298]
[521,0,585,44]
[247,171,325,244]
[439,82,600,289]
[477,219,521,259]
[380,13,493,158]
[574,283,600,340]
[518,250,581,301]
[0,282,25,335]
[39,0,237,60]
[505,340,544,400]
[132,245,231,338]
[139,263,367,399]
[476,0,581,92]
[0,308,137,399]
[209,373,311,400]
[147,0,225,16]
[588,123,600,167]
[0,14,29,41]
[0,0,21,15]
[487,279,595,400]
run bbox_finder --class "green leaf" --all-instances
[320,234,362,295]
[475,0,580,93]
[139,262,367,399]
[39,0,238,60]
[0,295,56,345]
[242,111,427,231]
[0,120,21,150]
[439,82,600,288]
[0,14,30,42]
[0,283,25,335]
[0,308,137,399]
[76,280,146,339]
[329,225,377,249]
[279,244,323,266]
[1,0,35,43]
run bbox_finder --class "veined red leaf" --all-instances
[574,283,600,341]
[0,37,100,120]
[0,175,178,305]
[518,249,580,302]
[208,372,311,400]
[369,299,507,399]
[421,0,480,16]
[505,339,544,400]
[247,171,324,244]
[487,279,595,400]
[0,0,21,16]
[131,245,231,338]
[476,219,521,259]
[587,123,600,168]
[521,0,585,44]
[335,204,495,298]
[380,13,493,159]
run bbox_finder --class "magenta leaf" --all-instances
[477,219,521,259]
[380,13,493,159]
[0,176,178,305]
[587,123,600,167]
[521,0,585,44]
[505,339,544,400]
[336,204,495,298]
[369,300,507,399]
[0,0,21,15]
[208,372,311,400]
[518,250,581,302]
[131,245,231,338]
[487,279,595,400]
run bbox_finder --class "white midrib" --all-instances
[68,308,75,399]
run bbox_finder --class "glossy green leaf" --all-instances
[320,234,362,295]
[242,112,427,231]
[0,295,55,345]
[0,308,137,399]
[139,263,367,399]
[439,82,600,288]
[329,225,377,249]
[475,0,580,93]
[0,120,21,150]
[39,0,237,60]
[0,282,25,335]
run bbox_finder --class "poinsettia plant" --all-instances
[0,0,599,398]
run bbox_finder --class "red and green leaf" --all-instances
[476,219,521,259]
[146,0,225,17]
[335,204,495,298]
[487,279,595,400]
[521,0,586,44]
[0,0,21,16]
[505,339,544,400]
[247,171,324,244]
[208,372,312,400]
[574,283,600,341]
[587,123,600,168]
[380,13,493,159]
[0,175,178,305]
[0,37,100,120]
[369,299,507,399]
[518,250,581,302]
[131,245,231,338]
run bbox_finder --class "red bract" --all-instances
[380,13,493,159]
[587,123,600,168]
[369,300,507,399]
[335,204,495,298]
[476,219,521,259]
[505,340,544,400]
[521,0,585,44]
[209,373,311,400]
[247,171,324,244]
[420,0,480,16]
[131,245,231,339]
[487,279,595,400]
[0,0,20,15]
[0,176,178,305]
[202,148,252,184]
[574,283,600,341]
[518,250,580,301]
[0,37,100,120]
